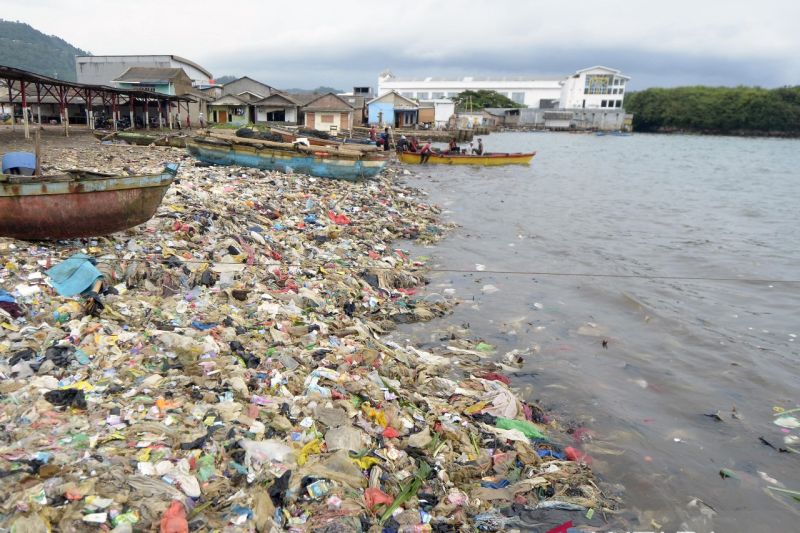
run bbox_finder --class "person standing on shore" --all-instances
[369,125,377,142]
[198,112,206,129]
[380,127,391,151]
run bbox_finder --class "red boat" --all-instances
[0,163,178,240]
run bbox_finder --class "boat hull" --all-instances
[94,131,187,148]
[399,151,535,166]
[186,139,386,181]
[0,166,176,240]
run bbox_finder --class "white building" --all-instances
[76,55,213,88]
[559,66,630,110]
[378,71,562,108]
[377,65,630,110]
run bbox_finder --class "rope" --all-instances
[67,254,800,284]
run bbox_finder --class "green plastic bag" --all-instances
[496,417,548,440]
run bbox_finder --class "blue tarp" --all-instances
[45,253,103,297]
[0,289,15,303]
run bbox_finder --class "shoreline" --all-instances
[0,131,621,531]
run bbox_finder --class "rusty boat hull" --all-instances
[0,164,178,240]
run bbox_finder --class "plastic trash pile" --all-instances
[0,143,616,531]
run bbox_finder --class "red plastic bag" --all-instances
[477,372,511,385]
[327,210,351,225]
[546,520,573,533]
[160,500,189,533]
[564,446,593,465]
[364,487,393,510]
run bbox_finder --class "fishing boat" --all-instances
[93,131,188,148]
[266,126,377,152]
[186,133,387,181]
[399,151,535,166]
[0,163,178,240]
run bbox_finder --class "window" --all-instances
[615,100,622,108]
[416,92,429,99]
[432,92,444,99]
[401,92,414,98]
[601,100,607,108]
[584,88,589,94]
[447,92,457,97]
[321,114,334,123]
[511,92,525,104]
[618,89,624,95]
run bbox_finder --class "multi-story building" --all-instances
[559,66,630,109]
[76,55,213,87]
[377,65,629,110]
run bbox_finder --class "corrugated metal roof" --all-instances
[302,92,354,111]
[114,67,187,83]
[76,55,213,79]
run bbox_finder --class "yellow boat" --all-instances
[399,151,535,166]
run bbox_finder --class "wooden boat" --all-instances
[93,131,188,148]
[399,151,535,166]
[267,127,377,152]
[0,163,178,240]
[186,133,387,181]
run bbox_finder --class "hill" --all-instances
[0,19,88,81]
[283,86,345,95]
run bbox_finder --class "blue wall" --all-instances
[368,103,394,125]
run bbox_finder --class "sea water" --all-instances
[395,132,800,532]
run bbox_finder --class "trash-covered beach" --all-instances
[0,131,620,532]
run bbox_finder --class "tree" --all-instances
[624,85,800,135]
[0,19,88,81]
[450,90,525,110]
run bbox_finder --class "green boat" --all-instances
[94,131,188,148]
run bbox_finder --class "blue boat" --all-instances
[186,135,387,181]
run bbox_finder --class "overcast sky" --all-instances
[3,0,799,90]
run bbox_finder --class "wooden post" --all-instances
[34,127,41,176]
[145,96,150,130]
[35,83,42,127]
[112,94,118,131]
[7,81,14,132]
[61,86,70,138]
[85,89,91,130]
[21,80,29,139]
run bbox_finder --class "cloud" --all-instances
[2,0,799,89]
